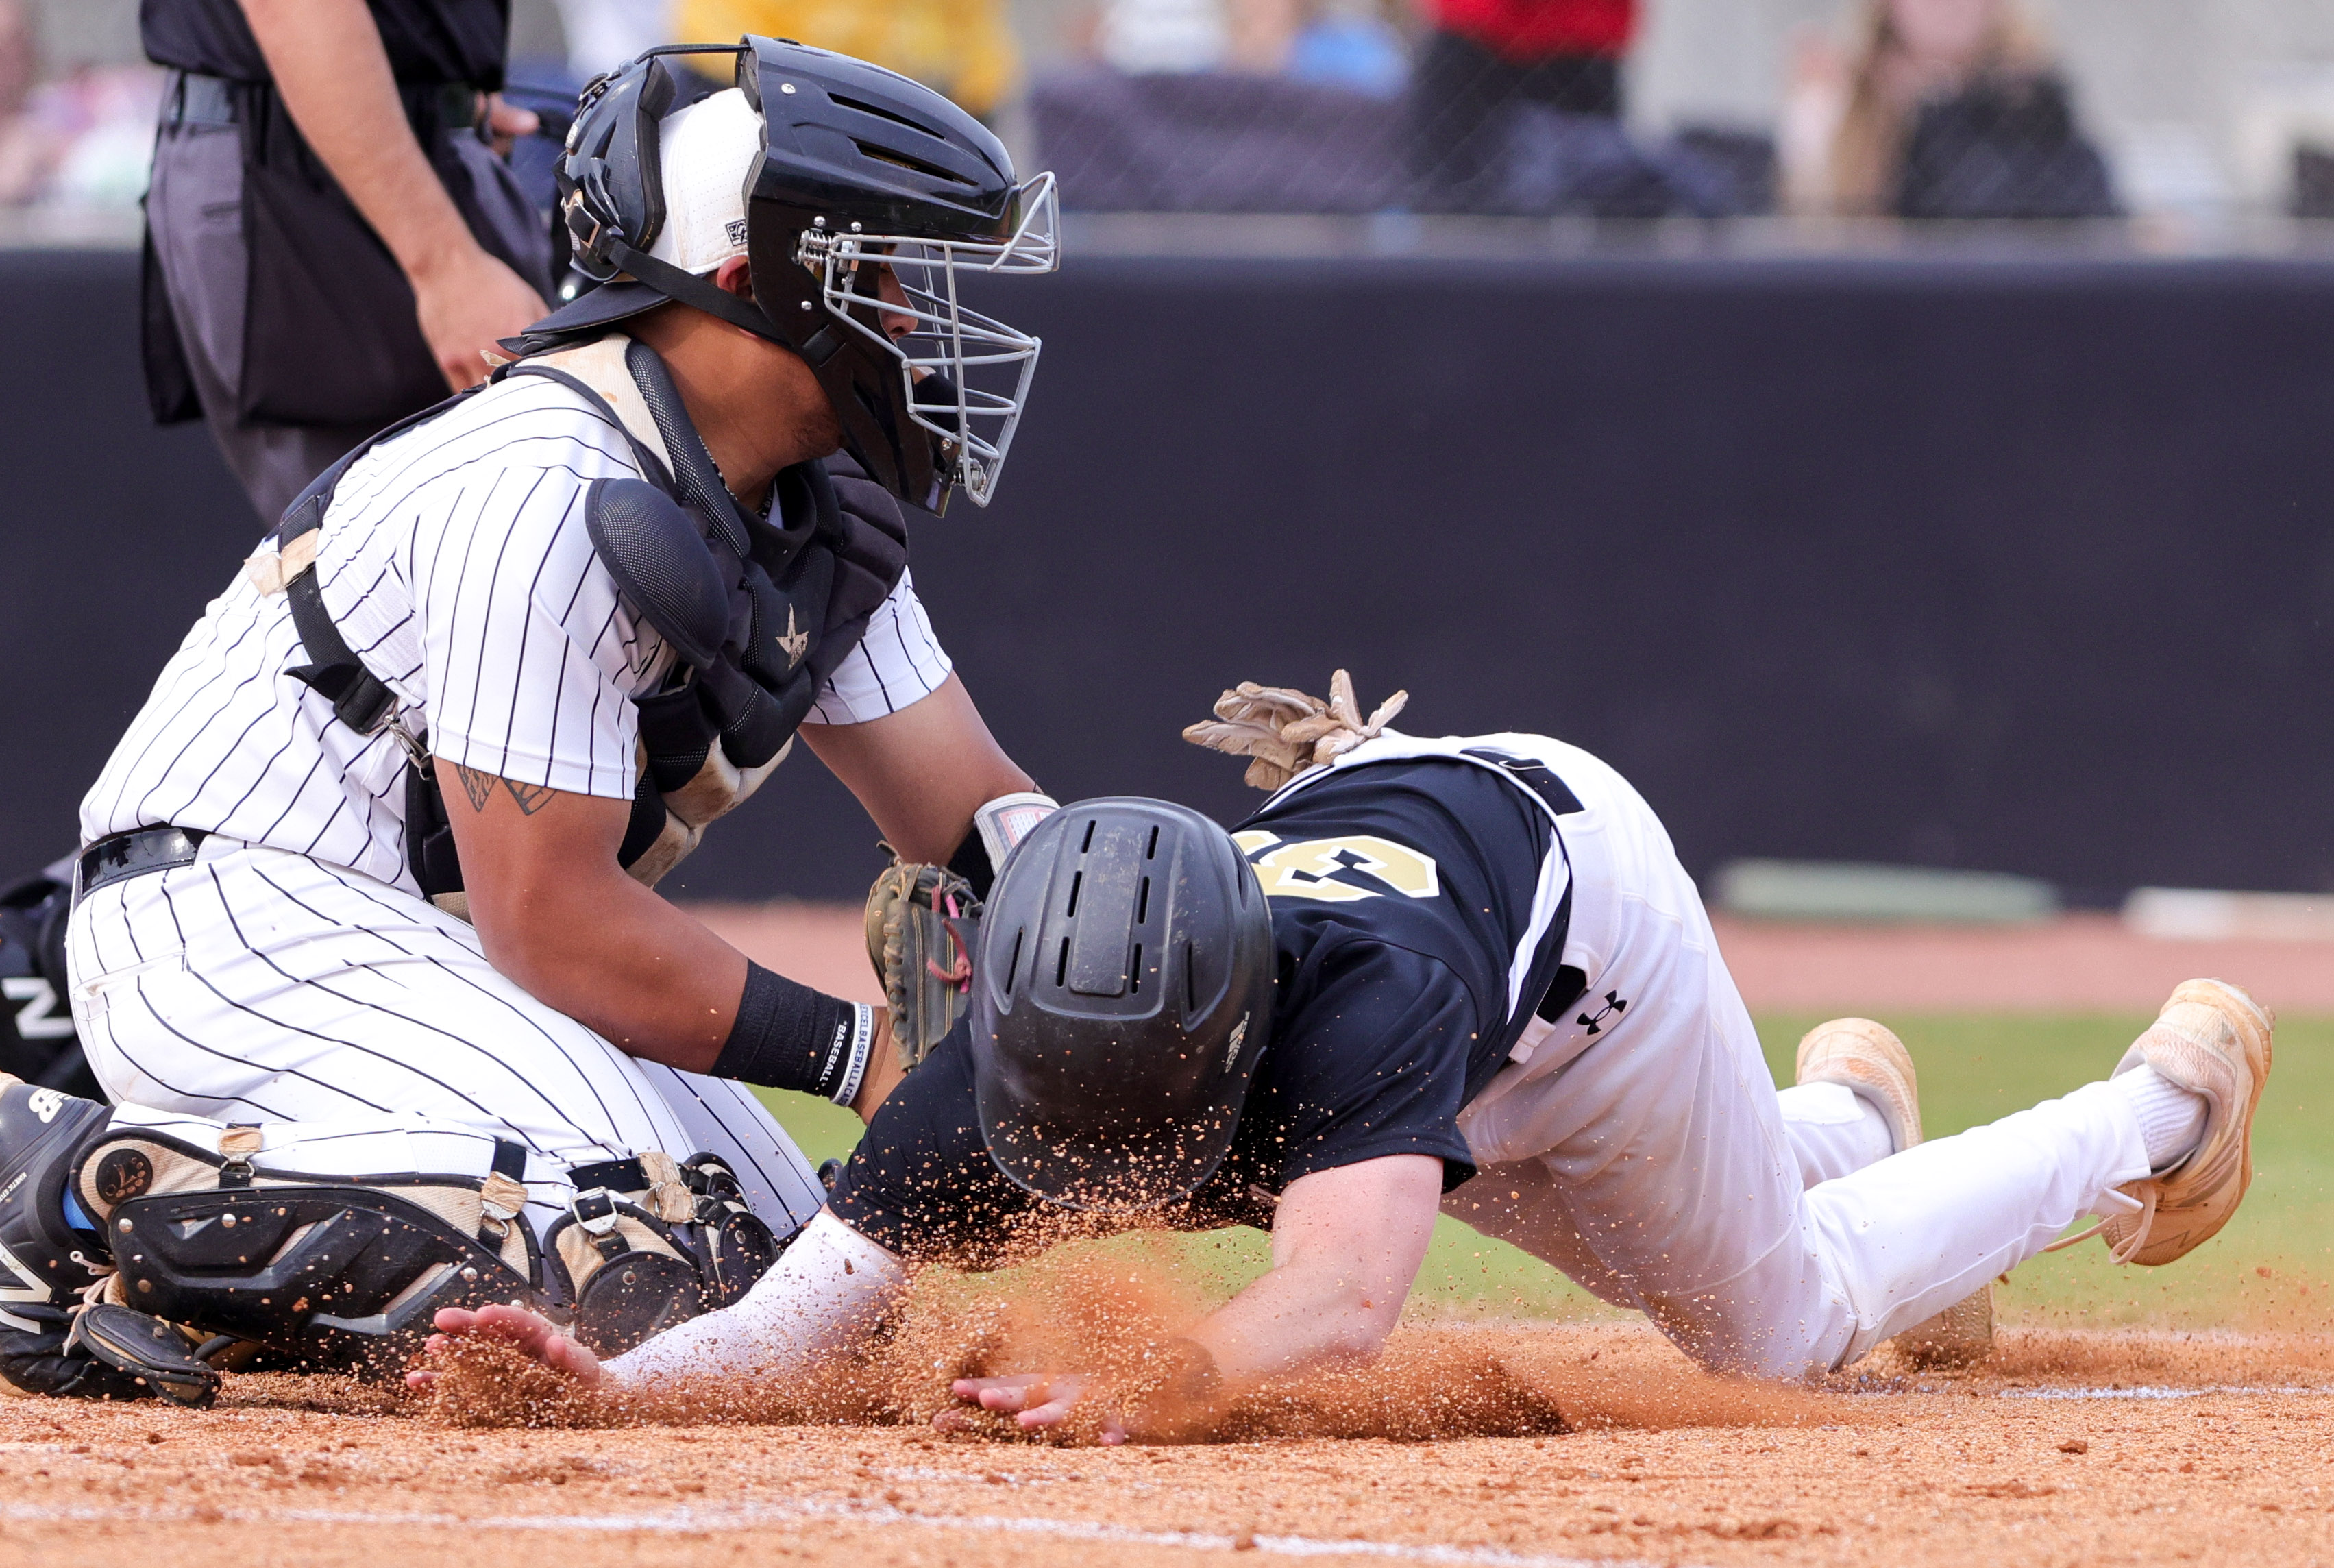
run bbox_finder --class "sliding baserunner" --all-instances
[424,673,2271,1438]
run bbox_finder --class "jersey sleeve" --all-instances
[404,465,668,800]
[1251,936,1488,1191]
[806,569,955,726]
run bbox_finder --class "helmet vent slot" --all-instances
[1185,942,1198,1011]
[1064,870,1082,918]
[1080,820,1097,853]
[828,93,938,138]
[1003,929,1024,996]
[1055,938,1070,988]
[1136,877,1151,925]
[1146,826,1159,859]
[1129,944,1142,994]
[853,140,977,189]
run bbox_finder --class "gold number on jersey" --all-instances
[1232,831,1440,903]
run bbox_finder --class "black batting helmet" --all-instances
[970,799,1277,1213]
[518,36,1059,512]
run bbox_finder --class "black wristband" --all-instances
[711,961,868,1101]
[945,823,994,900]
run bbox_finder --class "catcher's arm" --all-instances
[798,674,1033,863]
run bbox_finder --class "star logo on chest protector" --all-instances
[776,605,809,670]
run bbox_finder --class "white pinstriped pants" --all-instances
[62,839,827,1244]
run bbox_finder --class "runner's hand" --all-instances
[406,1301,602,1391]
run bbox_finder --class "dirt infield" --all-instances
[12,907,2310,1566]
[5,1322,2329,1568]
[691,903,2334,1014]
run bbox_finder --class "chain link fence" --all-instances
[1014,0,2334,239]
[5,0,2333,247]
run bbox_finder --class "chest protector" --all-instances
[266,334,910,911]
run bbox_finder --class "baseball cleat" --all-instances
[0,1072,199,1400]
[1795,1018,1921,1152]
[1795,1018,1993,1363]
[2096,979,2274,1267]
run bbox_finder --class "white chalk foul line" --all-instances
[0,1498,1687,1568]
[1998,1385,2333,1401]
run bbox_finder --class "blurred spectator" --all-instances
[676,0,1018,119]
[1286,2,1408,99]
[1780,0,2116,219]
[0,0,167,209]
[1096,0,1227,74]
[1404,0,1636,210]
[1094,0,1403,90]
[0,0,53,204]
[553,0,672,80]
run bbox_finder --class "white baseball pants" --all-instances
[63,839,827,1242]
[1446,742,2152,1379]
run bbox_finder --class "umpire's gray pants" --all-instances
[145,121,379,527]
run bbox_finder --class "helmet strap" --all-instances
[605,238,796,350]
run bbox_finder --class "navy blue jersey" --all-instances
[830,757,1571,1264]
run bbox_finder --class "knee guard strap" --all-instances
[75,1125,541,1376]
[545,1151,781,1356]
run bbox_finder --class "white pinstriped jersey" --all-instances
[79,371,952,890]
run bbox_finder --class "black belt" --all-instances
[162,71,485,136]
[75,827,208,902]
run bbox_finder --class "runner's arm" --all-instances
[951,1153,1444,1437]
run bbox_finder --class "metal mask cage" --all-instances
[799,172,1061,507]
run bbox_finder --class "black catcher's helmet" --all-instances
[520,37,1059,512]
[970,800,1277,1213]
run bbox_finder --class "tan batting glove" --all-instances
[1181,669,1408,790]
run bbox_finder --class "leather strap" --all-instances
[566,1157,649,1195]
[75,826,208,903]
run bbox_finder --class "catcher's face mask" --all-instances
[793,178,1058,510]
[538,36,1059,511]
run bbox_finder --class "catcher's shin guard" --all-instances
[0,1075,204,1402]
[545,1151,781,1356]
[75,1123,541,1377]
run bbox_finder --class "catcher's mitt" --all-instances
[865,859,982,1070]
[1181,669,1408,791]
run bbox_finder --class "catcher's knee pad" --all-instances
[77,1124,539,1377]
[545,1151,782,1356]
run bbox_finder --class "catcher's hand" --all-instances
[865,859,982,1070]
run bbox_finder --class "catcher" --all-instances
[424,672,2272,1436]
[0,40,1060,1403]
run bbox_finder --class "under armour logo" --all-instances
[1577,992,1628,1036]
[24,1088,64,1123]
[776,604,809,669]
[1224,1014,1249,1073]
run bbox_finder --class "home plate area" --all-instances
[1,1320,2327,1568]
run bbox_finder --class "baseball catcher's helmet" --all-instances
[518,37,1058,513]
[970,799,1277,1212]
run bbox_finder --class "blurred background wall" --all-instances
[1,0,2329,914]
[13,0,2334,225]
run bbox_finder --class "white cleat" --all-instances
[2098,979,2274,1267]
[1795,1017,1993,1364]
